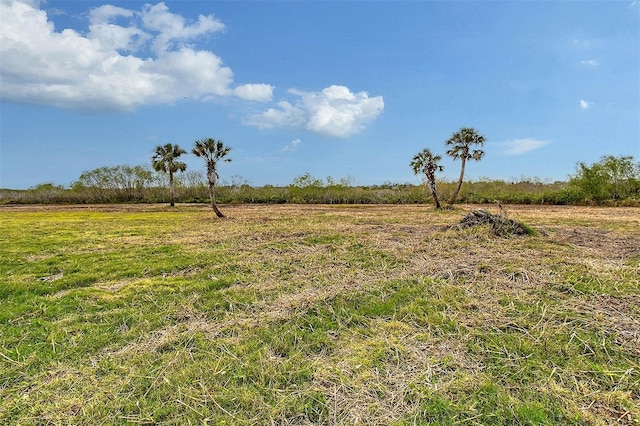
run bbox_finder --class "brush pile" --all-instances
[453,209,532,236]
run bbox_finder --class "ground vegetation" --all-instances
[1,204,638,424]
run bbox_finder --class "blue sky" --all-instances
[1,0,638,189]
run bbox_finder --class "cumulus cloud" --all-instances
[579,99,592,109]
[248,100,307,129]
[282,138,301,152]
[140,2,225,54]
[88,5,134,26]
[234,84,274,102]
[247,85,384,138]
[0,0,272,111]
[498,138,551,156]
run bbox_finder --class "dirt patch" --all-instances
[553,228,640,261]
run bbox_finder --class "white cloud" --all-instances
[88,5,134,26]
[247,85,384,138]
[0,0,271,111]
[580,59,599,67]
[140,2,225,54]
[282,138,301,152]
[250,100,307,129]
[234,84,274,102]
[498,138,551,156]
[579,99,592,109]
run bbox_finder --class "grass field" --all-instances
[1,204,638,425]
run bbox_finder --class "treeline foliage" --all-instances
[72,165,156,202]
[569,155,640,203]
[2,156,638,206]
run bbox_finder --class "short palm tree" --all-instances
[445,127,486,207]
[192,138,231,218]
[411,148,444,209]
[151,143,187,207]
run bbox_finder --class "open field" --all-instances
[1,204,639,425]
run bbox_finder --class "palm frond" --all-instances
[445,128,486,161]
[152,143,187,174]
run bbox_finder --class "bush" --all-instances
[3,160,639,206]
[569,155,640,204]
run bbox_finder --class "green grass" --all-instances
[0,204,638,424]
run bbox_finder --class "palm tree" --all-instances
[192,138,231,218]
[151,143,187,207]
[445,127,486,207]
[411,148,444,209]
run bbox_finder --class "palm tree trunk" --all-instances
[429,182,442,210]
[169,171,175,207]
[206,168,225,218]
[426,177,442,209]
[208,183,225,218]
[449,157,467,207]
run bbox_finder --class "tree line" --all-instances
[1,131,639,210]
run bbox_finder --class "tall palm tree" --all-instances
[411,148,444,209]
[445,127,486,207]
[151,143,187,207]
[192,138,231,218]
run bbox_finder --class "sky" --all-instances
[1,0,639,189]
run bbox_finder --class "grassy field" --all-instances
[1,204,638,425]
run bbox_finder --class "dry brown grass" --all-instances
[2,203,639,424]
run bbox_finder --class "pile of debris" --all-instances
[452,210,532,236]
